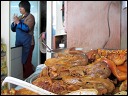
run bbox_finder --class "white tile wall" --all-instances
[11,47,22,60]
[10,47,23,88]
[11,58,23,78]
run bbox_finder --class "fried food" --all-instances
[16,88,39,95]
[50,80,67,94]
[84,61,111,79]
[62,75,83,86]
[1,88,38,95]
[86,49,100,63]
[81,77,115,95]
[65,89,98,95]
[1,88,16,95]
[114,91,127,95]
[2,48,127,95]
[107,53,127,66]
[101,57,127,81]
[38,67,49,77]
[116,61,127,73]
[66,84,81,92]
[45,48,88,67]
[69,66,86,77]
[32,77,52,92]
[119,80,127,91]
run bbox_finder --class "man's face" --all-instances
[19,7,26,14]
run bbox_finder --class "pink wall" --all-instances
[65,1,121,51]
[121,8,127,49]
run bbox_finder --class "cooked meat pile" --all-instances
[1,48,127,95]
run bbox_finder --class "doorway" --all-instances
[9,1,40,82]
[40,1,47,64]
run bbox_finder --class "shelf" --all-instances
[53,34,67,49]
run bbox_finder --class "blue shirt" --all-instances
[11,19,32,64]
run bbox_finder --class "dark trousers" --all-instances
[40,53,46,64]
[23,45,34,78]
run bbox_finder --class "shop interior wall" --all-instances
[121,8,127,49]
[1,1,10,75]
[65,1,121,51]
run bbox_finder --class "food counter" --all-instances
[15,64,45,90]
[1,48,127,95]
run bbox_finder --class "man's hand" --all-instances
[41,32,46,40]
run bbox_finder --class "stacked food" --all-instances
[2,48,127,95]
